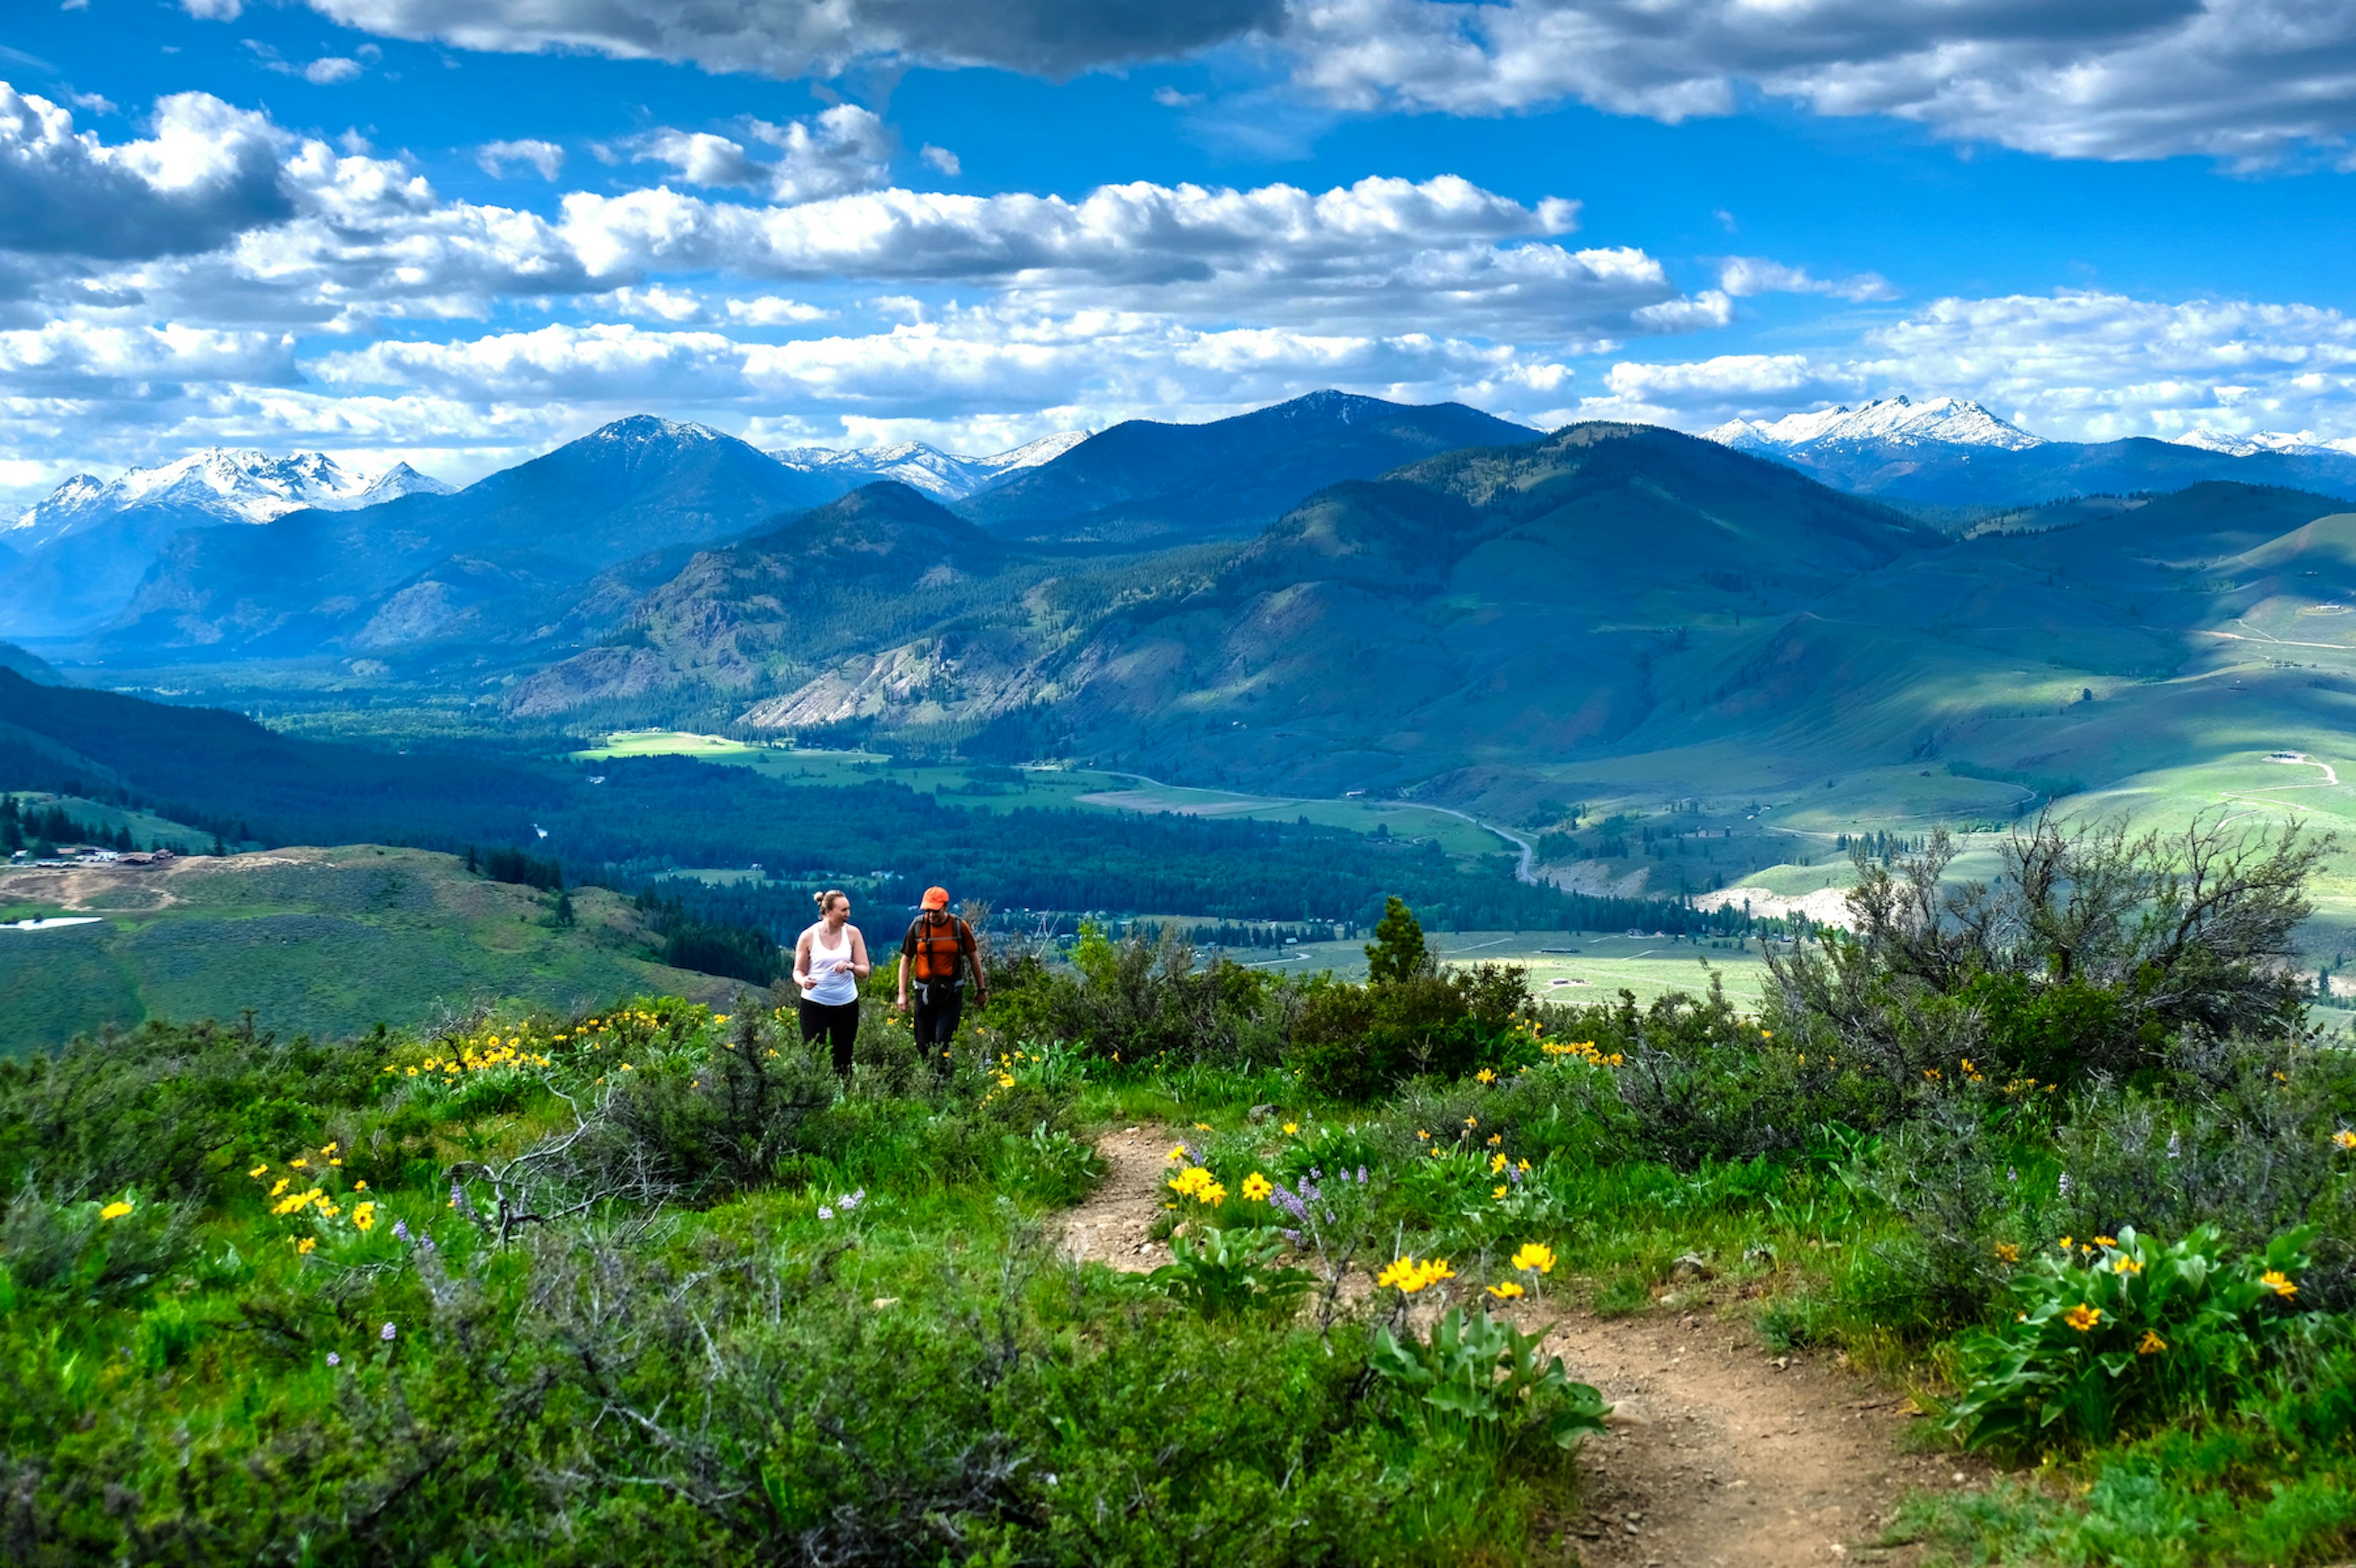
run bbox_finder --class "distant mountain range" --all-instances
[96,417,839,661]
[0,450,455,639]
[48,393,1550,666]
[1706,394,2356,512]
[498,421,2356,824]
[11,391,2356,851]
[772,431,1087,501]
[509,423,1941,787]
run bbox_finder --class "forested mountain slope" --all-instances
[957,390,1539,545]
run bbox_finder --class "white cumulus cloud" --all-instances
[477,139,564,180]
[1592,289,2356,441]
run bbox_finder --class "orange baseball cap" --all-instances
[922,886,950,909]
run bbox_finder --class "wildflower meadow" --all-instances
[2,816,2354,1564]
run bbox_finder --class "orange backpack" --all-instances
[909,913,967,982]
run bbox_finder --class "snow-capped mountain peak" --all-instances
[771,429,1090,501]
[1704,395,2044,453]
[8,447,450,550]
[354,462,458,505]
[588,415,727,446]
[2170,428,2356,458]
[977,429,1090,474]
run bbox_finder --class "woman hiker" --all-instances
[793,889,871,1076]
[896,885,988,1050]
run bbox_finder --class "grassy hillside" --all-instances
[0,845,734,1054]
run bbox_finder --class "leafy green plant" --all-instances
[998,1121,1105,1205]
[1147,1224,1315,1320]
[1945,1224,2317,1451]
[1369,1307,1610,1454]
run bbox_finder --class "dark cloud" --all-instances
[0,85,292,261]
[304,0,1279,77]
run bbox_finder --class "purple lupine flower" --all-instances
[1356,1166,1368,1184]
[1271,1184,1308,1221]
[818,1205,835,1221]
[326,1352,341,1367]
[1309,1167,1322,1182]
[1280,1229,1303,1247]
[380,1322,397,1342]
[392,1220,410,1241]
[840,1189,864,1211]
[1507,1161,1524,1185]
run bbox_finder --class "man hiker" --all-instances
[896,886,987,1047]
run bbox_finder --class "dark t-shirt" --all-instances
[900,913,977,982]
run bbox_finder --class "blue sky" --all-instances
[4,0,2355,496]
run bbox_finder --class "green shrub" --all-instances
[1145,1224,1315,1320]
[1945,1224,2317,1452]
[1368,1306,1610,1455]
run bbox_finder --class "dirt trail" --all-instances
[1061,1129,1983,1566]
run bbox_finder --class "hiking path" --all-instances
[1060,1127,1989,1566]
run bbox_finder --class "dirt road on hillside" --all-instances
[1061,1129,1982,1566]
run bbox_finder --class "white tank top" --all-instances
[802,923,860,1005]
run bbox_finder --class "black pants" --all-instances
[799,999,860,1075]
[911,984,964,1047]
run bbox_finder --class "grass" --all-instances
[4,856,2352,1564]
[0,845,733,1054]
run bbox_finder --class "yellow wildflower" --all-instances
[1511,1242,1557,1275]
[1241,1172,1274,1202]
[2092,1235,2118,1248]
[1377,1257,1456,1294]
[2064,1303,2102,1332]
[290,1157,309,1169]
[1194,1123,1212,1132]
[294,1237,316,1255]
[1993,1242,2020,1264]
[1492,1185,1511,1200]
[1476,1068,1496,1084]
[2262,1270,2298,1298]
[269,1178,290,1197]
[248,1163,269,1178]
[2334,1129,2356,1150]
[1282,1121,1299,1136]
[1487,1281,1525,1299]
[1490,1153,1509,1174]
[2138,1330,2167,1355]
[99,1200,133,1221]
[2113,1256,2143,1275]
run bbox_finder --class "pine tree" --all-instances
[1365,896,1430,985]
